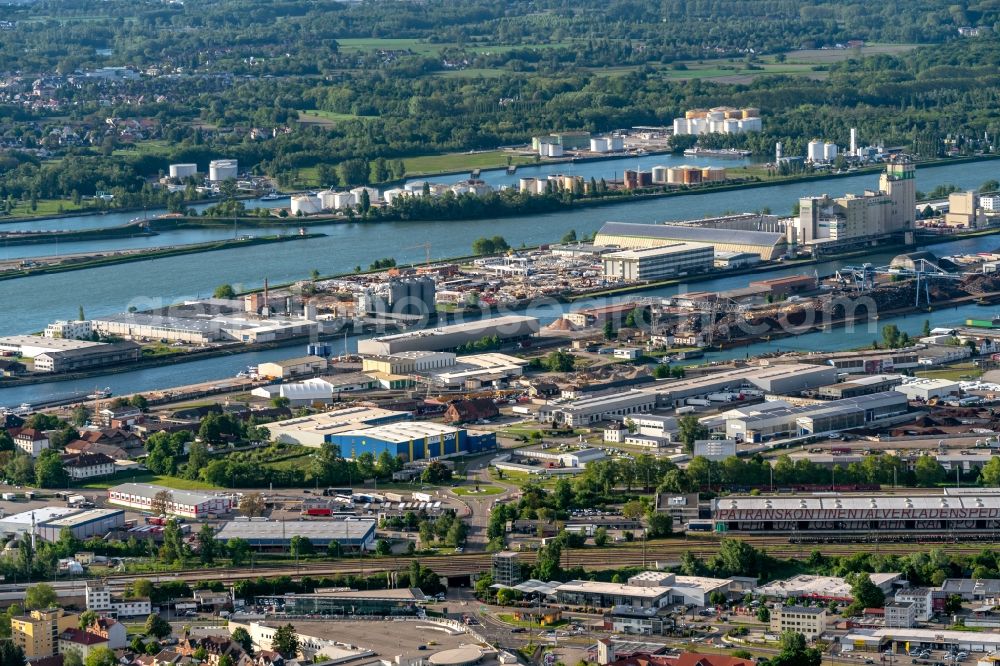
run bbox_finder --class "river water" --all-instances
[1,159,999,406]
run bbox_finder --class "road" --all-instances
[446,453,519,549]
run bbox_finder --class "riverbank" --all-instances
[0,233,325,281]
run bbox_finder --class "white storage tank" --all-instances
[350,186,380,203]
[823,142,838,161]
[651,165,668,184]
[609,135,624,151]
[333,192,355,210]
[169,163,197,179]
[318,189,338,210]
[290,194,322,216]
[807,140,824,162]
[383,188,411,204]
[590,137,609,153]
[666,167,683,185]
[208,159,238,182]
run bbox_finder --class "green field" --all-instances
[297,110,371,126]
[112,140,173,158]
[335,38,449,56]
[0,198,87,219]
[402,151,537,176]
[83,473,223,490]
[779,43,919,63]
[915,361,983,382]
[437,68,510,79]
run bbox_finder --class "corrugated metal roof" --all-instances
[598,221,785,247]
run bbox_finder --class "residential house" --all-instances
[64,440,132,461]
[61,452,116,480]
[769,606,828,639]
[87,617,127,649]
[98,407,143,429]
[14,428,50,457]
[58,629,109,660]
[11,609,79,658]
[444,399,499,424]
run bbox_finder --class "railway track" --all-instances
[82,537,1000,587]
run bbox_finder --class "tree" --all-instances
[128,579,154,599]
[756,606,771,622]
[289,535,314,558]
[678,415,709,453]
[646,512,673,538]
[603,319,615,341]
[25,583,57,610]
[227,538,251,566]
[238,491,266,517]
[231,627,253,654]
[186,441,210,479]
[271,624,299,658]
[847,573,885,614]
[421,461,452,484]
[84,647,117,666]
[71,403,91,427]
[914,454,946,487]
[198,523,217,564]
[78,610,98,629]
[144,613,172,639]
[973,454,1000,486]
[496,588,521,606]
[64,650,84,666]
[218,656,234,666]
[150,489,172,516]
[213,284,236,299]
[980,179,1000,193]
[375,539,392,556]
[593,527,609,547]
[622,500,645,521]
[34,449,68,488]
[561,229,577,243]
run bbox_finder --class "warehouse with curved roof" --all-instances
[595,221,788,261]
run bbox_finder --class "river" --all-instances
[1,159,1000,406]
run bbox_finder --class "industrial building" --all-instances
[895,378,960,401]
[538,390,658,427]
[257,355,327,379]
[327,421,496,462]
[357,315,539,355]
[715,391,909,442]
[35,509,125,542]
[250,588,424,618]
[107,484,233,518]
[214,518,376,550]
[648,363,838,408]
[90,312,317,345]
[840,628,1000,654]
[266,406,412,447]
[770,606,828,639]
[756,573,901,602]
[43,320,93,340]
[816,374,904,399]
[0,507,78,538]
[33,342,141,373]
[602,243,714,282]
[692,439,737,461]
[594,222,787,261]
[712,491,1000,534]
[555,572,730,609]
[208,159,238,182]
[357,277,436,318]
[792,158,916,250]
[0,335,104,358]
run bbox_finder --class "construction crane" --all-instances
[835,258,968,308]
[406,242,432,266]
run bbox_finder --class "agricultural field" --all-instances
[82,472,223,490]
[297,110,371,126]
[402,150,537,176]
[779,43,919,63]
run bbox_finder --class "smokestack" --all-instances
[850,128,858,156]
[263,278,269,319]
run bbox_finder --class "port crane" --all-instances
[834,258,968,308]
[406,242,432,266]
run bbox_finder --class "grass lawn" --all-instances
[112,140,173,158]
[297,110,372,127]
[436,68,510,78]
[915,361,982,381]
[83,472,223,490]
[402,151,537,176]
[777,43,919,64]
[452,485,505,496]
[335,38,449,56]
[0,198,87,218]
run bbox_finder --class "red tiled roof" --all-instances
[60,628,109,646]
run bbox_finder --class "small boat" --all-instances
[236,371,248,378]
[13,403,32,416]
[87,387,112,400]
[506,165,517,175]
[260,191,286,201]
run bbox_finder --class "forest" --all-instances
[2,0,1000,202]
